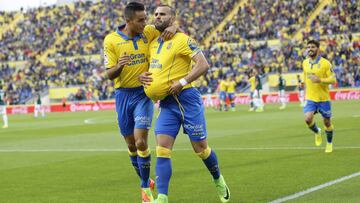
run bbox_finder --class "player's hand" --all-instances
[169,81,183,95]
[116,53,131,69]
[308,74,321,83]
[161,25,177,41]
[139,72,153,87]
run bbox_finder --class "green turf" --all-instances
[0,100,359,203]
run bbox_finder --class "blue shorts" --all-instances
[155,88,207,142]
[115,86,154,136]
[303,100,332,118]
[228,93,235,101]
[219,91,227,101]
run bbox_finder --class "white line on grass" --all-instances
[352,115,360,118]
[84,119,95,124]
[0,146,360,152]
[269,171,360,203]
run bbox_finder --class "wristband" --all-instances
[179,78,188,86]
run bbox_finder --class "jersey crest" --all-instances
[187,38,198,51]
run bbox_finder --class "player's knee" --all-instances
[305,117,313,125]
[127,144,137,152]
[197,147,211,160]
[156,146,172,158]
[325,124,334,131]
[135,138,147,151]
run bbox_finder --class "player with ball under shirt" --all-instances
[139,4,230,203]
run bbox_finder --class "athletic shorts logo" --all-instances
[135,116,151,125]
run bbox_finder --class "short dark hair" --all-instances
[158,4,176,16]
[124,2,145,20]
[307,40,320,48]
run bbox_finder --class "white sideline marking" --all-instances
[84,119,95,124]
[0,146,360,152]
[352,115,360,118]
[269,171,360,203]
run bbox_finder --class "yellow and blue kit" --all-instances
[144,33,200,101]
[144,33,206,141]
[226,80,236,101]
[248,76,255,99]
[103,25,159,136]
[219,80,228,101]
[302,56,336,118]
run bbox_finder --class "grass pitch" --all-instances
[0,100,359,203]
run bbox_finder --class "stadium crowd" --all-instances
[174,0,237,43]
[0,11,15,28]
[0,0,359,104]
[217,0,319,43]
[0,1,91,62]
[308,0,359,37]
[50,0,126,57]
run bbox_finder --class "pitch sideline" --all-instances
[269,171,360,203]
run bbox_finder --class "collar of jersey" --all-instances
[116,25,142,41]
[309,56,321,65]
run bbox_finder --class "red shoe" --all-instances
[149,178,155,191]
[141,187,154,203]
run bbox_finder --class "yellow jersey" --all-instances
[103,25,159,88]
[226,80,236,93]
[144,33,201,101]
[302,56,336,102]
[248,76,255,91]
[219,80,227,92]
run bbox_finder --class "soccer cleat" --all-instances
[325,143,333,153]
[2,125,8,129]
[149,178,155,191]
[214,175,230,203]
[248,107,254,112]
[141,188,154,203]
[153,194,168,203]
[279,105,286,110]
[315,128,322,146]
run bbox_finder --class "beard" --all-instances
[155,20,171,32]
[308,50,317,58]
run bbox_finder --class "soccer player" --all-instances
[302,40,336,153]
[247,70,256,111]
[254,70,264,112]
[278,73,286,110]
[204,87,214,109]
[0,86,8,128]
[103,2,177,202]
[297,74,305,107]
[34,93,45,118]
[218,78,228,111]
[140,5,230,203]
[226,75,236,111]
